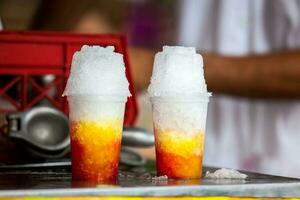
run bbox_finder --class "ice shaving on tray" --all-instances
[148,46,210,179]
[63,45,130,182]
[205,168,248,179]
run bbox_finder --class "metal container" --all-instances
[7,107,70,159]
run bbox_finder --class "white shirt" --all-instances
[178,0,300,177]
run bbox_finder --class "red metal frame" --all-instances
[0,31,138,126]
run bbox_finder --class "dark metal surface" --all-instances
[0,162,299,197]
[122,128,154,147]
[7,107,70,158]
[120,147,146,166]
[5,108,153,160]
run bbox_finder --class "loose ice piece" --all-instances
[205,168,248,179]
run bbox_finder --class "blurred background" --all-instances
[1,0,300,177]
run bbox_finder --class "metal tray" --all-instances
[0,161,299,198]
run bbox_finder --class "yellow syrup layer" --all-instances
[71,120,123,181]
[155,130,205,157]
[71,120,122,145]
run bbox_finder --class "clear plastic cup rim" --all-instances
[66,94,128,102]
[150,92,211,103]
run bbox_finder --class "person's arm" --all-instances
[204,51,300,98]
[129,47,300,98]
[128,47,156,93]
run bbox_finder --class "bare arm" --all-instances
[129,47,300,98]
[204,51,300,98]
[128,47,156,93]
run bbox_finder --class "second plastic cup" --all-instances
[68,95,126,183]
[151,95,209,179]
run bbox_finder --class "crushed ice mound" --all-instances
[63,45,131,98]
[205,168,248,179]
[148,46,207,97]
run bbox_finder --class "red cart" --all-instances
[0,31,137,126]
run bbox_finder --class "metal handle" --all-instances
[6,113,22,134]
[122,127,154,147]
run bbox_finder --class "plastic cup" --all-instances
[68,95,126,183]
[151,95,209,179]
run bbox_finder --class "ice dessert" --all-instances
[148,46,210,179]
[63,45,130,182]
